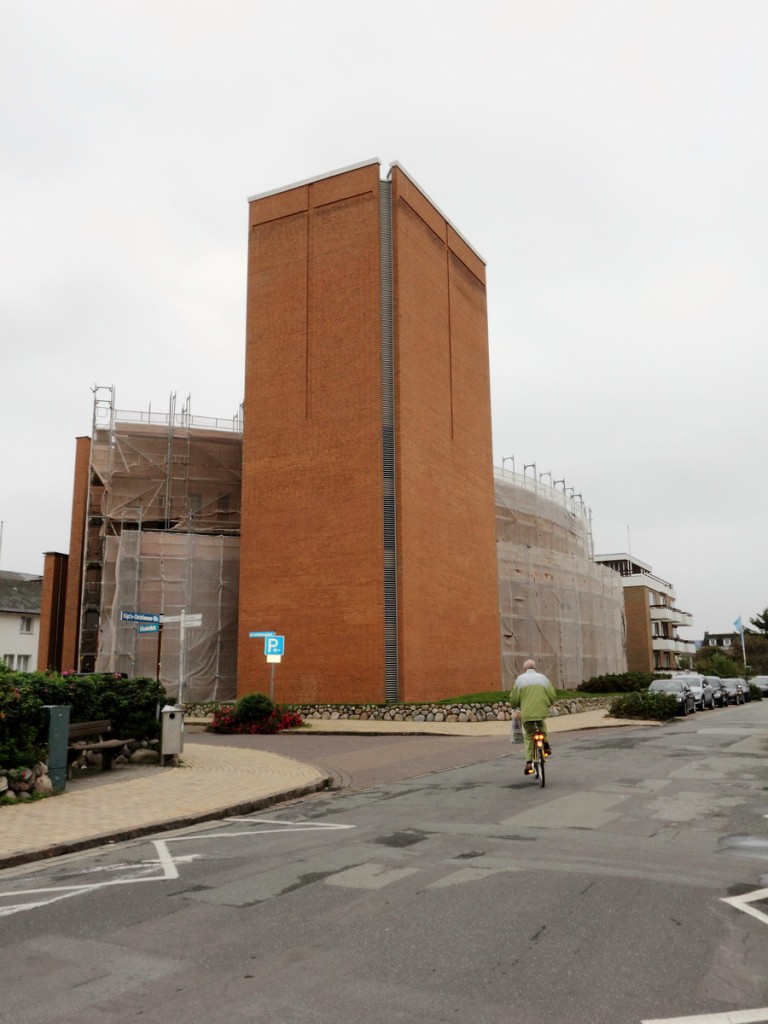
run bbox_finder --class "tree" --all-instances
[693,647,740,678]
[747,609,768,636]
[744,632,768,675]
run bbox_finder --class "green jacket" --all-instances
[509,669,557,721]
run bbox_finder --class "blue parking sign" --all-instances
[264,635,285,656]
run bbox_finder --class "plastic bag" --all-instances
[511,714,523,744]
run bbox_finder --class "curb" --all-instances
[0,775,332,871]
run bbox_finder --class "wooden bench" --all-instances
[67,720,134,774]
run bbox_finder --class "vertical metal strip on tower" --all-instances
[379,180,399,701]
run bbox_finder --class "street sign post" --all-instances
[264,635,285,657]
[249,631,285,700]
[121,612,163,680]
[120,611,161,624]
[120,610,201,700]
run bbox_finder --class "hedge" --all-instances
[579,672,659,694]
[608,691,677,720]
[0,666,168,770]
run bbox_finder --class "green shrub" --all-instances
[94,675,167,739]
[0,671,168,769]
[579,672,657,694]
[748,683,763,701]
[609,691,676,720]
[235,692,274,724]
[0,676,47,768]
[208,693,302,735]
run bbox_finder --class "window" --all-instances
[20,616,33,634]
[16,655,30,671]
[708,639,717,646]
[2,654,14,668]
[723,638,731,647]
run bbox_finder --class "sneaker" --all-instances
[543,743,552,758]
[524,762,534,775]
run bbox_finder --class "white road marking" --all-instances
[153,838,180,880]
[643,1009,768,1022]
[0,818,355,917]
[721,886,768,929]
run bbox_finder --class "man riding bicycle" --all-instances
[509,659,556,776]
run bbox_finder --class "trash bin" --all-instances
[44,705,71,791]
[160,704,184,759]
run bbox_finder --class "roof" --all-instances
[0,571,43,614]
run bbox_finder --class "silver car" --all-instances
[688,677,716,710]
[669,674,714,710]
[751,675,768,697]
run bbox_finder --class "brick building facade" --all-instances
[237,161,501,703]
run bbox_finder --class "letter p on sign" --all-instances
[264,635,285,657]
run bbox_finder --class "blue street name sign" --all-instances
[120,611,162,624]
[249,630,276,638]
[264,635,285,657]
[138,623,161,634]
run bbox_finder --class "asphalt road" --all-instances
[1,705,767,1024]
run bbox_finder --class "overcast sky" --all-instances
[1,1,766,636]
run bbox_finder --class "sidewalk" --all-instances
[296,708,657,737]
[0,710,659,870]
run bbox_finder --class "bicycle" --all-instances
[529,720,548,788]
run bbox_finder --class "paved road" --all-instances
[1,706,767,1024]
[189,727,516,792]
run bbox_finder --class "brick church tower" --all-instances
[237,160,500,704]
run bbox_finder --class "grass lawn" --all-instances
[436,689,588,703]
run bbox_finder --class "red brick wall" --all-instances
[624,586,653,672]
[61,436,91,672]
[237,163,501,704]
[390,167,501,701]
[37,551,68,671]
[238,164,387,703]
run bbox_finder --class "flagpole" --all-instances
[735,615,747,669]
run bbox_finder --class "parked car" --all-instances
[648,678,696,715]
[671,674,715,710]
[721,678,746,705]
[667,675,716,708]
[751,675,768,697]
[737,677,752,702]
[705,677,729,707]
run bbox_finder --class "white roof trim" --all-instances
[248,159,381,203]
[387,161,486,265]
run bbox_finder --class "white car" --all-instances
[750,675,768,697]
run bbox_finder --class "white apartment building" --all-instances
[0,570,42,673]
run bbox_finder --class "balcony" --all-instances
[652,637,696,654]
[650,605,694,629]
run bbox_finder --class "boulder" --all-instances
[129,748,160,765]
[34,775,54,795]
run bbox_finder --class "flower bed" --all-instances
[208,703,304,735]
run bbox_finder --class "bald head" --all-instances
[523,659,536,670]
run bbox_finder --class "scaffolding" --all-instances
[80,387,242,700]
[495,465,626,689]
